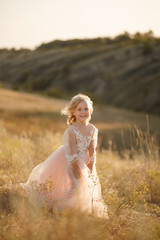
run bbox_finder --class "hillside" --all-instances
[0,88,160,152]
[0,31,160,114]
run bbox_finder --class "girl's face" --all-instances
[73,100,90,124]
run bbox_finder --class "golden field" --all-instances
[0,88,160,240]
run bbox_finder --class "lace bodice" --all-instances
[73,128,92,154]
[63,124,98,165]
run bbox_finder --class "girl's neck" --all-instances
[74,120,89,127]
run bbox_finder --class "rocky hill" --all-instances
[0,31,160,114]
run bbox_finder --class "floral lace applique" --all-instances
[73,128,93,155]
[90,153,96,162]
[66,153,78,164]
[64,126,97,165]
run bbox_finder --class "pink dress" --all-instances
[20,123,107,218]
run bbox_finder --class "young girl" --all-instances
[20,94,107,217]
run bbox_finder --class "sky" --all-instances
[0,0,160,49]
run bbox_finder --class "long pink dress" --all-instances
[20,123,107,218]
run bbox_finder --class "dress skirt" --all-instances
[20,144,107,218]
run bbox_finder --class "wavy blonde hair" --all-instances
[61,93,93,125]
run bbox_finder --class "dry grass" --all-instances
[0,88,67,112]
[0,88,160,149]
[0,89,160,239]
[0,124,160,240]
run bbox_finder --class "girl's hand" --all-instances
[87,162,93,173]
[71,161,81,179]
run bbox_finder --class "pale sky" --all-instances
[0,0,160,49]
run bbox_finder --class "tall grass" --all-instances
[0,121,160,240]
[129,115,160,165]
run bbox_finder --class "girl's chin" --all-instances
[78,118,89,123]
[80,117,87,120]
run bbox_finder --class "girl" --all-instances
[20,94,107,218]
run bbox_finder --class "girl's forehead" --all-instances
[76,100,90,108]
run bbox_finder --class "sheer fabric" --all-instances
[20,124,107,218]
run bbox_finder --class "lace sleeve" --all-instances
[63,127,78,165]
[88,127,98,163]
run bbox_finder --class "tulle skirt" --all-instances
[20,145,107,218]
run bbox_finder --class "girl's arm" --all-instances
[88,127,98,173]
[67,129,81,179]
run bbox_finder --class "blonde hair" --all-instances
[61,93,93,125]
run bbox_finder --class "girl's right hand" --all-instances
[71,161,81,179]
[87,162,93,173]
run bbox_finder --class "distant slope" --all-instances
[0,32,160,114]
[0,88,160,150]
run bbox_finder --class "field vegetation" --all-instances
[0,89,160,239]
